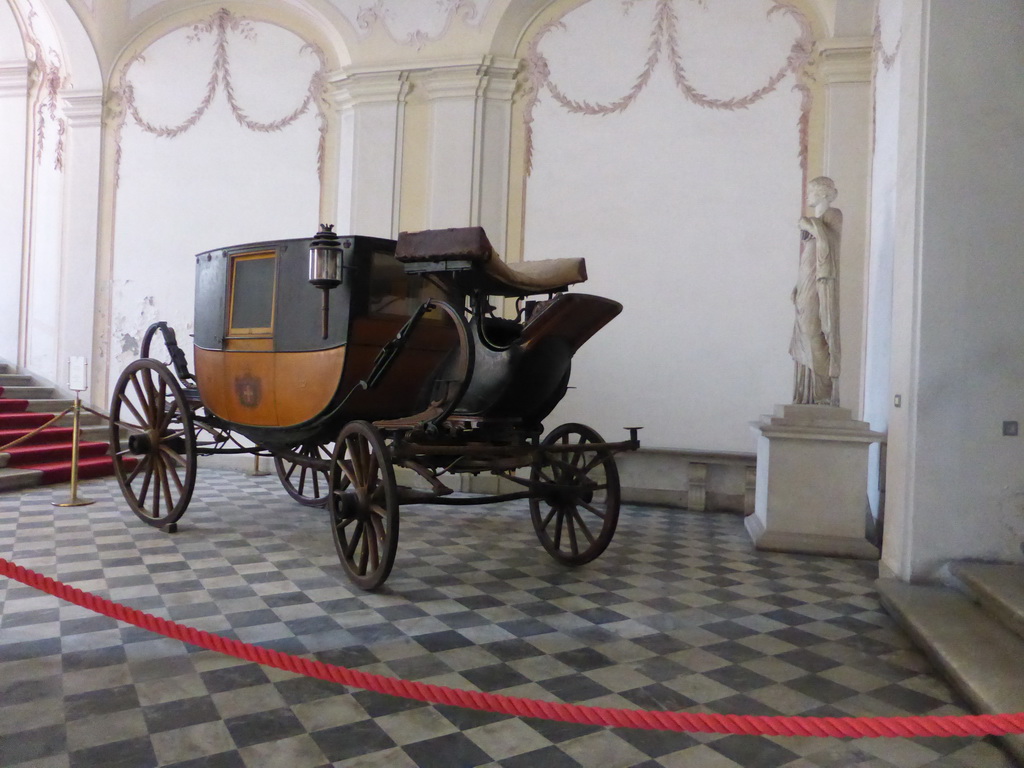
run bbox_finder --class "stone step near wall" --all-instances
[877,563,1024,765]
[0,360,116,492]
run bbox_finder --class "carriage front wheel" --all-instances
[328,421,399,590]
[110,358,197,530]
[530,422,620,565]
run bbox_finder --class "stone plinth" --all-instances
[745,405,884,560]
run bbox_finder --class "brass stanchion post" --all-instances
[53,392,95,507]
[54,356,94,508]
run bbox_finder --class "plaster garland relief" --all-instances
[347,0,493,49]
[520,0,815,176]
[109,8,329,187]
[19,1,68,171]
[872,8,901,72]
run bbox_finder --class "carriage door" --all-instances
[224,250,277,416]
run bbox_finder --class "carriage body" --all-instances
[189,229,619,449]
[110,225,637,590]
[191,235,448,448]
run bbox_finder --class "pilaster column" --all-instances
[419,57,517,251]
[57,89,103,398]
[329,68,410,238]
[816,37,874,417]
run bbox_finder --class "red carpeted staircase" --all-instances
[0,361,117,491]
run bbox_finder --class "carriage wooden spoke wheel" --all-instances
[275,443,333,507]
[110,358,197,530]
[530,422,620,565]
[328,421,399,590]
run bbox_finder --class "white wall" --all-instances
[16,0,70,383]
[882,0,1024,579]
[0,56,28,365]
[105,13,325,391]
[522,0,814,451]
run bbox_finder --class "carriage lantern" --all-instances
[309,224,345,338]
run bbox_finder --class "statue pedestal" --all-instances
[745,405,883,560]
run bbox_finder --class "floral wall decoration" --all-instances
[873,9,901,72]
[520,0,814,175]
[22,3,68,171]
[109,7,328,187]
[341,0,492,49]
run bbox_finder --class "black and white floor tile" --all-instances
[0,469,1016,767]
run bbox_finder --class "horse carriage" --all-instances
[109,225,639,589]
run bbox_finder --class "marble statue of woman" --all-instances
[789,176,842,406]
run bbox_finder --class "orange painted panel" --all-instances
[274,348,347,425]
[195,346,345,427]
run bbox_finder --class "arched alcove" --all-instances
[98,5,346,398]
[500,0,845,453]
[1,0,103,383]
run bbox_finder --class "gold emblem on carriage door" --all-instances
[235,373,262,408]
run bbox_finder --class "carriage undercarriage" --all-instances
[112,326,638,591]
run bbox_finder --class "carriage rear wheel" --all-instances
[328,422,399,590]
[274,443,333,507]
[530,422,620,565]
[110,358,197,530]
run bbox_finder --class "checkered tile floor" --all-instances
[0,469,1016,767]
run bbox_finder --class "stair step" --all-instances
[0,374,34,387]
[26,455,118,484]
[80,425,111,442]
[23,399,75,413]
[0,361,119,491]
[4,441,110,467]
[54,411,103,427]
[877,579,1024,764]
[0,466,44,492]
[0,424,110,448]
[0,426,74,447]
[0,385,57,399]
[0,412,52,430]
[953,562,1024,642]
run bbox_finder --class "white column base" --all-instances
[747,404,884,560]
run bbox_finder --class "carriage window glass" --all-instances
[368,251,445,316]
[228,252,276,334]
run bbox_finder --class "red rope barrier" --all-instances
[2,556,1022,739]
